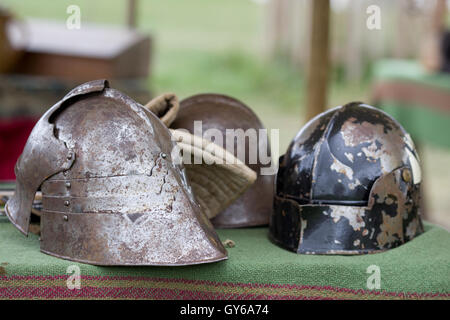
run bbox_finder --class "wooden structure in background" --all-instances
[265,0,311,67]
[266,0,437,83]
[0,8,23,73]
[127,0,137,28]
[11,19,151,81]
[305,0,330,120]
[420,0,447,71]
[0,0,152,118]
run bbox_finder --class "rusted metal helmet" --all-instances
[5,80,227,266]
[270,102,424,255]
[170,94,274,228]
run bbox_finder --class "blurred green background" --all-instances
[1,0,449,229]
[0,0,369,151]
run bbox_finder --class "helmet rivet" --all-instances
[402,169,412,182]
[64,200,70,206]
[63,215,68,221]
[65,182,71,188]
[161,152,167,159]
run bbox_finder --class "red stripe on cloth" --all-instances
[0,287,338,300]
[372,81,450,114]
[1,275,448,300]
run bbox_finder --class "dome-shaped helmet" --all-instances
[5,80,227,266]
[171,94,274,228]
[270,102,424,254]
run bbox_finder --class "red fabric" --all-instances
[0,118,37,180]
[0,275,448,300]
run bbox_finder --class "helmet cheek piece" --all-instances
[5,108,77,236]
[5,176,34,236]
[270,166,424,255]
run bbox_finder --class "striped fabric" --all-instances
[1,276,449,300]
[372,59,450,148]
[1,216,449,300]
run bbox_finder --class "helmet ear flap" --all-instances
[6,119,75,236]
[5,80,108,236]
[366,166,424,248]
[367,167,410,210]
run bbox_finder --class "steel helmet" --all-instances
[270,102,424,254]
[171,94,274,228]
[5,80,227,266]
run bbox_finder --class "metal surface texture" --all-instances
[172,94,274,228]
[6,80,227,266]
[270,102,424,254]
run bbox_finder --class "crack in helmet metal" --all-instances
[171,94,274,228]
[270,102,424,255]
[5,80,227,266]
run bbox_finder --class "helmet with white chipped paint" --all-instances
[270,102,424,254]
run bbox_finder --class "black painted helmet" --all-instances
[270,102,424,255]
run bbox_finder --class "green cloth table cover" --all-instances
[0,216,449,300]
